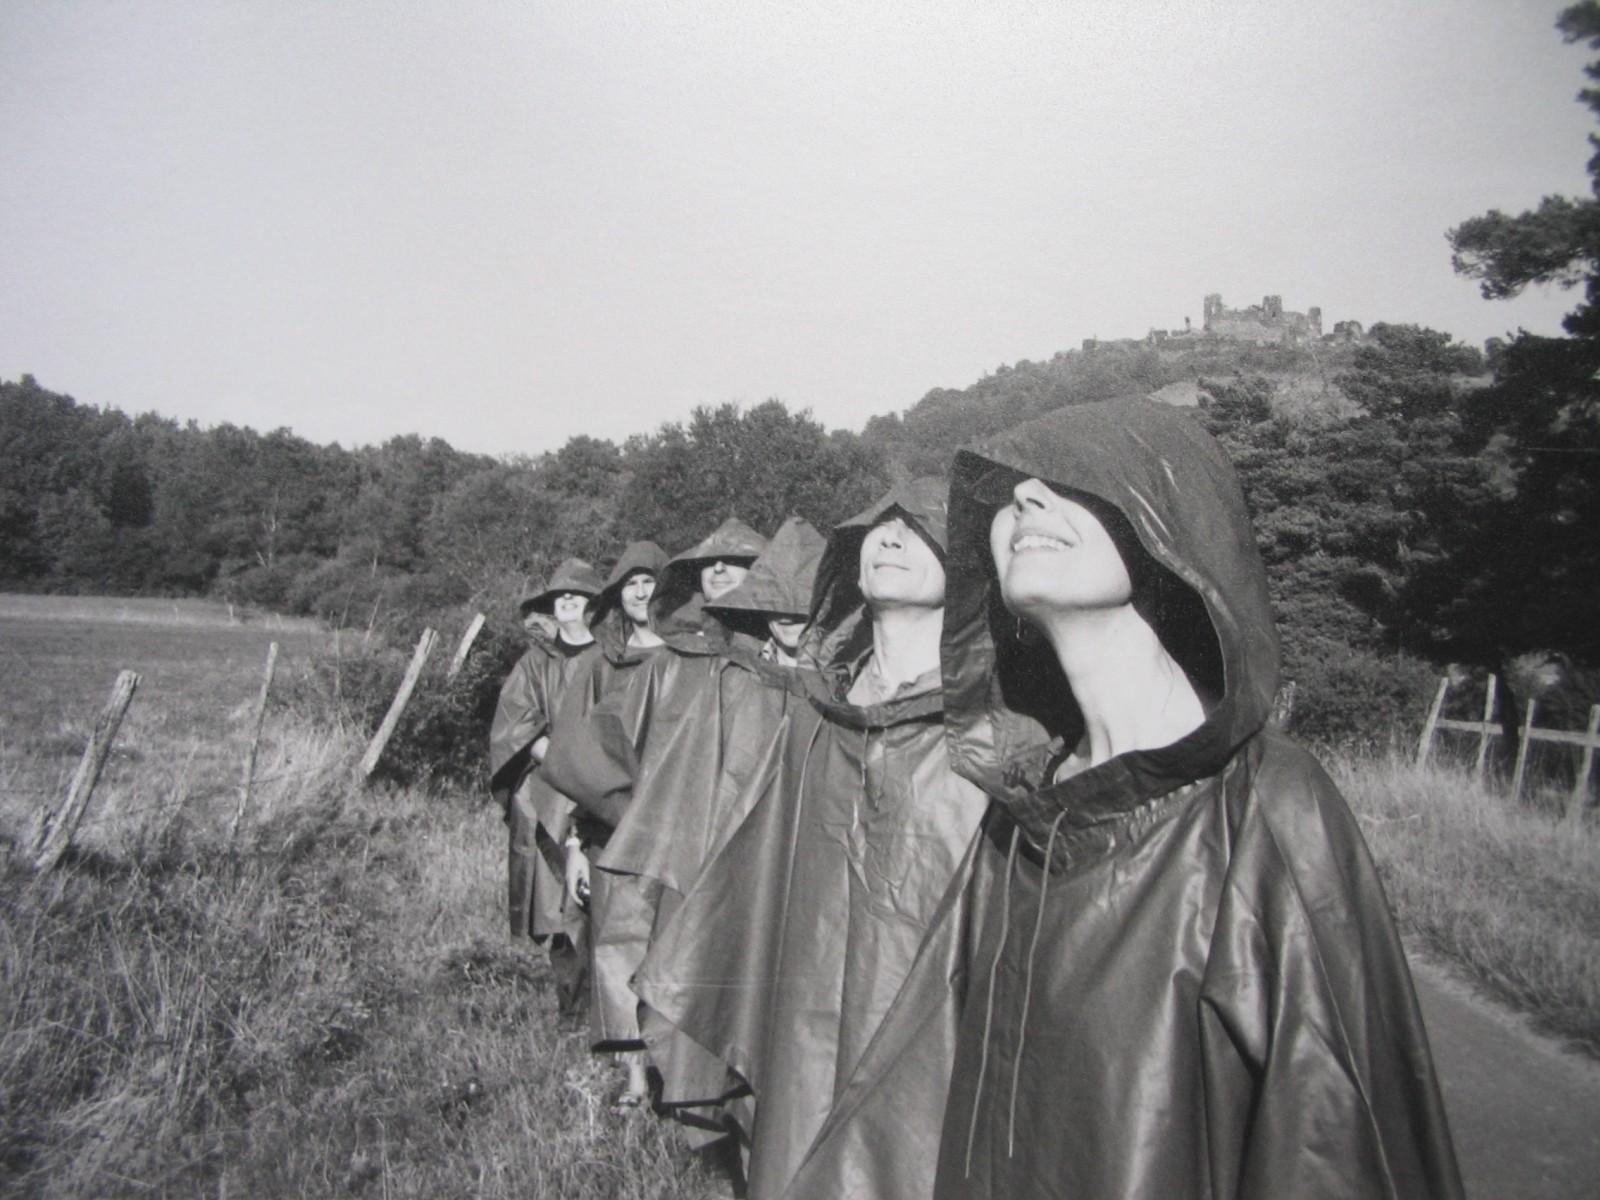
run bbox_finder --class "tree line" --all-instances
[0,381,890,630]
[2,305,1586,755]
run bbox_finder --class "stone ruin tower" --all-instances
[1202,294,1323,343]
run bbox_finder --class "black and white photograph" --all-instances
[2,3,1597,1196]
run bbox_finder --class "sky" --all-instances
[1,0,1595,456]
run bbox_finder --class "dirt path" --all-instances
[1410,955,1600,1199]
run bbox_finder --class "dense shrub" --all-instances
[285,613,528,792]
[1282,641,1439,753]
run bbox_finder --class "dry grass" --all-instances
[0,723,723,1199]
[0,598,723,1199]
[1336,752,1600,1055]
[0,594,322,630]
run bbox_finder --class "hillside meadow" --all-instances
[1,596,1597,1196]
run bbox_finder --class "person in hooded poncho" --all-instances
[598,515,826,1135]
[931,398,1462,1199]
[515,543,667,1023]
[635,479,990,1200]
[543,517,768,1108]
[487,558,602,1013]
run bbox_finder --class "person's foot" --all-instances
[611,1060,650,1112]
[610,1088,644,1112]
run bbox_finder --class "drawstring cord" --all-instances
[964,822,1021,1178]
[1007,808,1068,1157]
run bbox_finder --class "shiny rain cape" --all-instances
[931,399,1463,1199]
[488,626,593,942]
[534,540,669,843]
[598,517,826,1121]
[542,521,768,1051]
[532,542,668,1033]
[635,479,990,1200]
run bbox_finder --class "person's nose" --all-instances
[1012,478,1051,513]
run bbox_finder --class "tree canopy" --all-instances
[1444,0,1600,669]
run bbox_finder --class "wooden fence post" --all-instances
[1474,675,1498,780]
[359,628,438,779]
[447,613,486,680]
[228,642,279,845]
[1416,676,1450,767]
[1567,704,1600,823]
[1510,697,1539,805]
[32,670,141,872]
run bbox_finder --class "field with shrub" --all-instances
[1,596,1596,1196]
[0,598,721,1198]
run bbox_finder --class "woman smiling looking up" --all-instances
[933,398,1462,1200]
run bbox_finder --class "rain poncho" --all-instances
[636,479,990,1200]
[528,543,669,1007]
[542,519,769,1052]
[488,557,603,943]
[598,516,826,1122]
[931,399,1463,1199]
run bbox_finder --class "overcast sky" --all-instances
[1,1,1593,456]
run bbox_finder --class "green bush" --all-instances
[1283,641,1439,753]
[284,613,527,792]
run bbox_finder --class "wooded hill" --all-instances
[6,305,1593,753]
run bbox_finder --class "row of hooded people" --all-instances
[489,398,1464,1200]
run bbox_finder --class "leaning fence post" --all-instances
[32,670,141,872]
[1509,697,1539,805]
[1566,704,1600,823]
[360,628,438,779]
[1474,675,1498,780]
[447,613,486,680]
[228,642,279,846]
[1416,676,1450,766]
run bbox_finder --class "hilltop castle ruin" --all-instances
[1083,293,1365,352]
[1203,293,1320,342]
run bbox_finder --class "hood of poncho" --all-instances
[704,515,826,638]
[518,557,603,618]
[802,476,949,677]
[652,517,769,645]
[942,397,1279,814]
[588,540,669,664]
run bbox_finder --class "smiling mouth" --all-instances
[1011,532,1071,553]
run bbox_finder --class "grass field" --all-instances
[0,596,719,1198]
[1,595,1596,1196]
[0,596,332,862]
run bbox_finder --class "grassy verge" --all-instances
[0,718,719,1199]
[1336,753,1600,1056]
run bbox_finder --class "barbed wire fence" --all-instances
[13,614,488,873]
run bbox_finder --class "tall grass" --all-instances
[1336,753,1600,1055]
[0,718,721,1199]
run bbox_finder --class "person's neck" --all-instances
[768,640,798,667]
[862,603,943,691]
[556,620,594,646]
[1034,604,1204,768]
[627,621,663,648]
